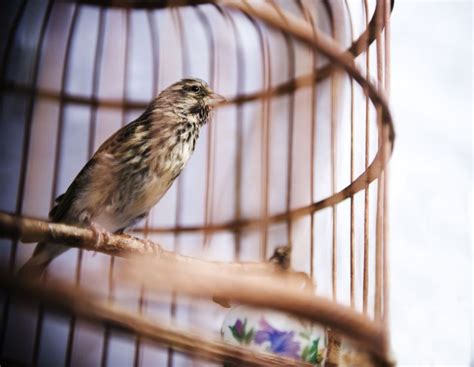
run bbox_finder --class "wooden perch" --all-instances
[0,211,160,256]
[0,211,280,274]
[0,272,307,367]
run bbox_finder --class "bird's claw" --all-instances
[89,223,110,251]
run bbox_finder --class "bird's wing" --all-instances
[48,157,98,222]
[48,115,149,222]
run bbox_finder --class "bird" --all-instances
[268,245,291,270]
[213,245,292,308]
[19,78,225,277]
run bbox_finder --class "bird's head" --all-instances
[269,245,292,270]
[156,78,225,125]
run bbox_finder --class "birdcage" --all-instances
[0,0,394,366]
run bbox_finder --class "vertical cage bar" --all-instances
[330,70,338,301]
[167,7,189,366]
[194,6,217,250]
[133,9,159,367]
[220,7,245,260]
[323,0,340,302]
[31,3,74,365]
[382,0,391,328]
[262,30,271,260]
[101,8,131,367]
[344,0,356,309]
[297,0,318,280]
[374,0,385,321]
[147,10,159,98]
[284,34,296,247]
[64,5,106,366]
[253,20,271,261]
[244,14,271,261]
[362,0,371,315]
[268,0,296,248]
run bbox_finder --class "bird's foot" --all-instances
[89,222,111,252]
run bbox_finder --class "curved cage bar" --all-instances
[0,0,394,366]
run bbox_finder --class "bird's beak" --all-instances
[208,92,226,106]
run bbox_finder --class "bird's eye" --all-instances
[191,85,201,93]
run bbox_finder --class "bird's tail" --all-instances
[18,242,67,278]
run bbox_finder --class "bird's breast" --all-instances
[94,124,200,231]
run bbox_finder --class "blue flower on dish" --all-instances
[254,318,300,359]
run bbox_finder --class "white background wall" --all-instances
[389,1,472,365]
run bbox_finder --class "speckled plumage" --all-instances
[20,78,224,276]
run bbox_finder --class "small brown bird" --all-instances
[20,78,225,277]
